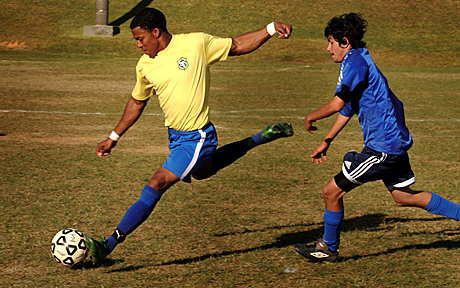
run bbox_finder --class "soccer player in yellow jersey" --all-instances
[86,8,293,264]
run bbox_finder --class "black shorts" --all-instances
[334,146,415,192]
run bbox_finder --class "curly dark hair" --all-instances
[324,13,368,49]
[130,8,167,32]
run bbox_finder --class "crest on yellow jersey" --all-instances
[177,57,189,70]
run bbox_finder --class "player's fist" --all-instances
[96,138,117,157]
[273,22,292,39]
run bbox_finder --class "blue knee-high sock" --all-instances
[424,192,460,221]
[106,185,162,252]
[322,208,344,253]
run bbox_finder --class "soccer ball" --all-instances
[51,228,88,267]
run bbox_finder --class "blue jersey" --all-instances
[336,48,413,155]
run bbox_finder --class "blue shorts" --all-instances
[163,122,218,183]
[334,146,415,192]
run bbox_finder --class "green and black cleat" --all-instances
[261,122,294,141]
[86,236,110,265]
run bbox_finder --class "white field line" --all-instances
[1,109,458,137]
[0,109,163,116]
[0,108,302,116]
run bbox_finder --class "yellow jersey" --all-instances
[132,32,232,131]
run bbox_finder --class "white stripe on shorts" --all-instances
[392,176,416,188]
[180,129,206,180]
[342,152,388,185]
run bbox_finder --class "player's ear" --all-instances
[341,37,350,48]
[152,28,161,38]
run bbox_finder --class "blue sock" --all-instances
[322,208,344,253]
[424,192,460,221]
[251,132,268,145]
[106,185,162,252]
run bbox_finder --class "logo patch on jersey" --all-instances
[177,57,189,70]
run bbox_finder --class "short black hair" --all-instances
[130,8,167,32]
[324,13,368,49]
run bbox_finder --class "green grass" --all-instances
[1,0,459,66]
[1,0,460,287]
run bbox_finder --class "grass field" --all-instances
[1,0,460,287]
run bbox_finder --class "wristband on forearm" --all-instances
[109,131,120,141]
[266,22,276,36]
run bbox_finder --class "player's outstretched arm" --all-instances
[304,96,345,133]
[229,21,292,56]
[96,96,149,157]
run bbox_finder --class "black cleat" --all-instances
[294,238,339,262]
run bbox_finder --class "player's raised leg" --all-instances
[193,122,294,180]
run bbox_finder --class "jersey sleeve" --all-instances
[339,102,354,117]
[335,56,368,103]
[131,63,155,101]
[202,33,232,66]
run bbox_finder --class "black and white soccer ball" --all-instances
[51,228,88,267]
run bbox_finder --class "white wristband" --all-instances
[266,22,276,36]
[109,131,120,142]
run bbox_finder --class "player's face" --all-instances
[132,27,161,58]
[327,35,351,63]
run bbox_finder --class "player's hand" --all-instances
[96,138,117,157]
[311,140,330,165]
[303,117,318,133]
[273,22,292,39]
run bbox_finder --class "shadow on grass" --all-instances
[106,214,453,271]
[343,238,460,262]
[72,258,123,270]
[214,213,397,238]
[109,0,154,27]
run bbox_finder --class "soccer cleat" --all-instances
[86,236,110,265]
[261,122,294,141]
[293,238,339,262]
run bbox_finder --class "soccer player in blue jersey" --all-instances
[85,8,294,265]
[294,12,460,262]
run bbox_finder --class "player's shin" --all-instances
[322,208,344,252]
[107,185,162,252]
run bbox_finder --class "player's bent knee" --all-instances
[391,188,428,208]
[192,160,214,180]
[392,198,407,207]
[322,180,346,203]
[191,169,212,180]
[391,191,417,207]
[148,167,180,193]
[191,173,205,180]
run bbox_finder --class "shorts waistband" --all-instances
[168,122,214,135]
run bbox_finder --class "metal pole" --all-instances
[96,0,108,26]
[84,0,119,37]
